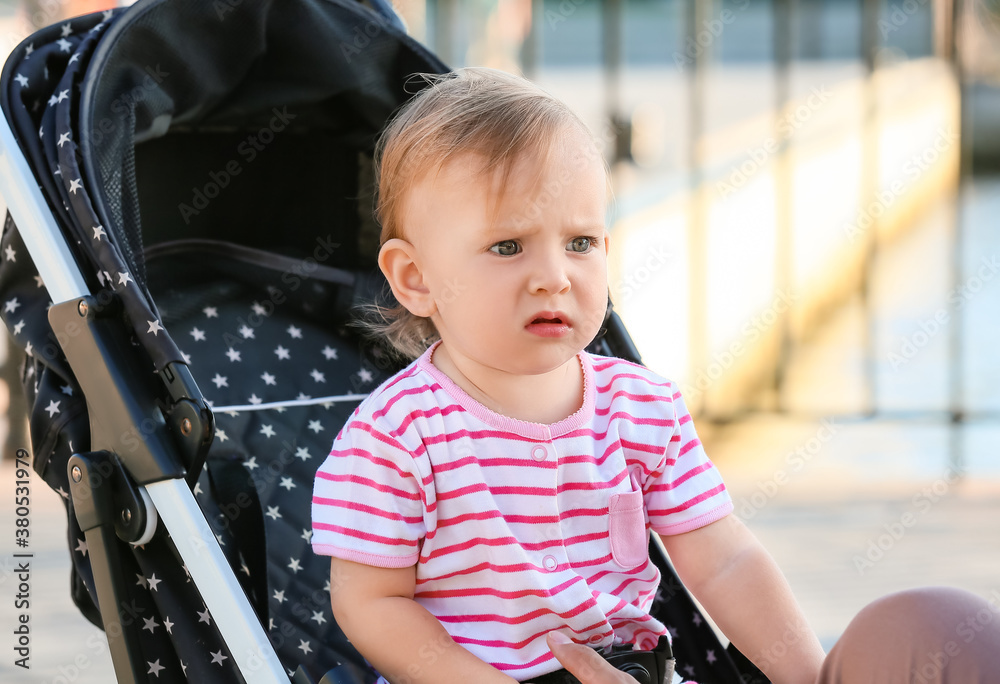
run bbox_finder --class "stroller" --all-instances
[0,1,769,682]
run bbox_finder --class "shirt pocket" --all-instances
[608,469,648,569]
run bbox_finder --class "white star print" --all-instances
[68,178,82,194]
[211,374,228,388]
[251,302,268,316]
[278,478,296,492]
[358,368,374,383]
[298,640,312,655]
[92,225,105,240]
[238,324,255,339]
[117,272,132,286]
[56,89,69,102]
[203,306,218,318]
[693,613,703,626]
[321,345,338,360]
[146,574,161,591]
[295,447,311,461]
[56,38,72,52]
[57,131,71,147]
[68,53,79,64]
[261,371,276,385]
[311,611,327,625]
[210,650,227,666]
[75,538,88,556]
[147,320,163,335]
[4,246,15,262]
[287,558,302,573]
[197,607,212,625]
[33,275,43,288]
[301,529,313,542]
[57,487,69,500]
[310,369,326,383]
[142,617,159,633]
[189,327,205,341]
[47,94,57,106]
[24,342,32,357]
[60,23,73,37]
[147,660,164,677]
[287,325,302,339]
[24,43,33,56]
[44,400,60,417]
[180,351,192,364]
[307,420,323,433]
[225,347,241,362]
[14,73,28,87]
[706,649,717,664]
[243,456,258,470]
[12,320,24,335]
[5,297,20,313]
[296,393,312,401]
[266,506,282,520]
[274,345,290,360]
[248,393,262,405]
[273,589,285,604]
[136,574,148,589]
[215,428,228,443]
[193,482,203,496]
[259,424,276,438]
[163,616,173,634]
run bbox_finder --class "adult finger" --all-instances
[545,632,635,684]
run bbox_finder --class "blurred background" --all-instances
[0,0,998,680]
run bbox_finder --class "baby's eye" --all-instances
[568,236,597,253]
[489,240,521,256]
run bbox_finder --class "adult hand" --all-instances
[545,632,637,684]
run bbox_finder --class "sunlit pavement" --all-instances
[706,175,1000,651]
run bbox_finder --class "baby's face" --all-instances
[402,126,610,377]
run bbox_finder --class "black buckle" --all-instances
[526,636,675,684]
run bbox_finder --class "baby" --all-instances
[310,67,825,684]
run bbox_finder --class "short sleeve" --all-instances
[644,387,733,535]
[311,416,427,568]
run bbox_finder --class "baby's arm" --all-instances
[661,514,825,684]
[329,557,518,684]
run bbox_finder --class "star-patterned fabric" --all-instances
[0,3,766,683]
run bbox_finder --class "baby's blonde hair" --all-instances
[361,67,604,361]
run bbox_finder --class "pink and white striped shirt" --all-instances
[311,341,733,681]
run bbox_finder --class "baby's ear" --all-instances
[378,238,436,317]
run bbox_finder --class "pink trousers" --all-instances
[816,586,1000,683]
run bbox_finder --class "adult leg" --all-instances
[817,586,1000,683]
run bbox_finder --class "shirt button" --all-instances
[531,445,548,461]
[542,555,558,571]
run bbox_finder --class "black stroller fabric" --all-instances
[0,2,765,682]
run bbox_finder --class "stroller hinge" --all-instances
[161,362,215,487]
[48,295,191,484]
[67,451,150,684]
